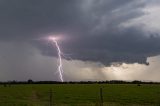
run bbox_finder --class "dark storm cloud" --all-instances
[0,0,160,65]
[62,27,160,65]
[0,0,82,40]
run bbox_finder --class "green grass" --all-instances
[0,84,160,106]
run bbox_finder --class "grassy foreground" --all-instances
[0,84,160,106]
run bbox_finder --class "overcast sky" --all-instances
[0,0,160,81]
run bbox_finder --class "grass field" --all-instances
[0,84,160,106]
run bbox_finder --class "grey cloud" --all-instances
[0,0,82,40]
[0,0,160,66]
[0,42,60,81]
[1,41,160,81]
[62,28,160,65]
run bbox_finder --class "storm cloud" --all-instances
[0,0,160,81]
[0,0,160,65]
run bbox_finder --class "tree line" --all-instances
[0,79,159,85]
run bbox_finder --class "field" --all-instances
[0,84,160,106]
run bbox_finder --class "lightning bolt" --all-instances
[48,37,64,82]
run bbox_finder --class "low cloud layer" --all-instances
[0,42,160,81]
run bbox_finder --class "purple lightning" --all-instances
[48,36,64,82]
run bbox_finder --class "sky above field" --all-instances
[0,0,160,81]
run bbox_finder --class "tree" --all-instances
[28,79,33,84]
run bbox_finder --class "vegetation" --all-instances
[0,83,160,106]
